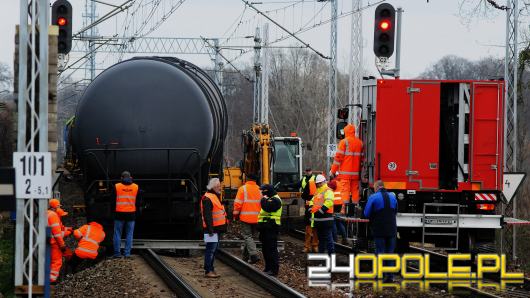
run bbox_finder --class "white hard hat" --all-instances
[315,174,326,184]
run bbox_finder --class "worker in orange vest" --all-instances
[310,175,335,254]
[201,178,227,278]
[113,171,140,258]
[233,173,261,264]
[56,207,73,239]
[69,221,106,273]
[330,124,363,207]
[328,180,347,244]
[56,207,74,260]
[48,199,67,283]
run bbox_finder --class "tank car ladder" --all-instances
[422,203,461,250]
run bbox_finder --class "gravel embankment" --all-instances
[55,257,171,298]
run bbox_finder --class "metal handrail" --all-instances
[82,147,202,194]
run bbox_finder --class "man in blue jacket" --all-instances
[363,180,398,282]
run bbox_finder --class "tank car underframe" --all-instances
[81,147,205,241]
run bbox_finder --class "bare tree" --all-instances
[0,61,14,167]
[221,48,345,172]
[56,80,86,164]
[418,55,504,80]
[0,62,12,93]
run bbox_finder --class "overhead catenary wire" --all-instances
[228,0,384,65]
[201,37,254,83]
[74,0,134,38]
[241,0,330,59]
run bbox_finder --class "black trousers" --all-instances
[259,229,279,275]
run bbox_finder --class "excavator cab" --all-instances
[272,137,302,192]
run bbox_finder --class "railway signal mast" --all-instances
[373,3,402,78]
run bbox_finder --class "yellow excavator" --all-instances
[223,123,303,208]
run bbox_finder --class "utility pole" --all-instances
[503,0,519,262]
[348,0,363,131]
[261,23,270,125]
[83,0,97,81]
[327,0,338,172]
[253,27,262,124]
[212,38,224,94]
[15,0,50,295]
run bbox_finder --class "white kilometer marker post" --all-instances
[13,152,52,199]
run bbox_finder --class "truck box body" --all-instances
[367,79,504,194]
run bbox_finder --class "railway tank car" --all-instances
[71,57,227,239]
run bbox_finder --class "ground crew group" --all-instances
[200,177,282,277]
[47,199,105,284]
[47,170,139,283]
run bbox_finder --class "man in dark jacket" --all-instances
[258,184,282,276]
[201,178,227,278]
[363,180,398,282]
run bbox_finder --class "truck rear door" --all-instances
[407,81,441,189]
[470,82,504,190]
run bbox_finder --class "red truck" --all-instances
[358,79,504,251]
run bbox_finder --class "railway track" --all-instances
[139,249,202,297]
[288,228,530,298]
[140,248,304,298]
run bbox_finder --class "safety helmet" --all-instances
[49,198,61,209]
[315,174,327,184]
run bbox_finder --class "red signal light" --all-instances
[379,20,390,31]
[57,17,67,26]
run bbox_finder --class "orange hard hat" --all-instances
[49,199,61,209]
[56,207,68,217]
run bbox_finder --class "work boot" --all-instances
[205,271,220,278]
[303,247,310,253]
[249,255,260,264]
[312,247,319,253]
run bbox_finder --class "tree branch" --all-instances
[486,0,508,10]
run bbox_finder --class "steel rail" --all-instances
[216,249,305,298]
[140,249,202,298]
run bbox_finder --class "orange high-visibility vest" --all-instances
[74,222,105,259]
[201,192,227,228]
[233,181,262,224]
[330,124,363,180]
[301,175,317,196]
[115,182,139,212]
[333,191,342,206]
[47,210,65,247]
[311,188,334,215]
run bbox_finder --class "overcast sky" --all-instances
[0,0,520,81]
